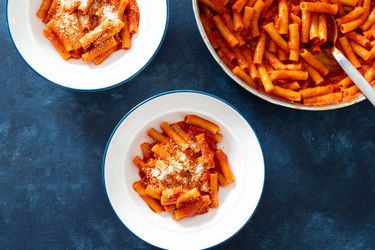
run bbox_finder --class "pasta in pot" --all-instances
[198,0,375,106]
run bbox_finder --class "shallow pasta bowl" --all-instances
[192,0,365,110]
[6,0,168,91]
[103,90,265,249]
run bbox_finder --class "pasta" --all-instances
[37,0,140,64]
[198,0,375,106]
[132,115,235,221]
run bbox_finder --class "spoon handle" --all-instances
[332,47,375,106]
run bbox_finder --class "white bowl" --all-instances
[103,90,265,249]
[6,0,168,91]
[191,0,365,110]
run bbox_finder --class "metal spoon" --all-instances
[319,15,375,106]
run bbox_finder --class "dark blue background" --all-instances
[1,1,374,249]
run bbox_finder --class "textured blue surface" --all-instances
[1,1,375,249]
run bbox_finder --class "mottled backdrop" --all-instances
[1,1,374,249]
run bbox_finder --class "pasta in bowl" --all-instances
[7,0,168,90]
[193,0,375,110]
[103,91,265,249]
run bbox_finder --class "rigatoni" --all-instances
[197,0,375,106]
[132,115,235,220]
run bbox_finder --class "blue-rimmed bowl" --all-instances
[6,0,168,91]
[103,90,265,249]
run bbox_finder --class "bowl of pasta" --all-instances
[103,90,265,249]
[6,0,168,91]
[193,0,375,110]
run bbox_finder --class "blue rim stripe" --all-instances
[5,0,169,92]
[102,89,266,249]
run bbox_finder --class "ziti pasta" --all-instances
[198,0,375,106]
[37,0,140,65]
[132,115,235,221]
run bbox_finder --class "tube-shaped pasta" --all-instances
[304,63,324,85]
[221,13,234,31]
[209,173,219,208]
[278,49,288,61]
[173,195,211,221]
[277,0,289,35]
[242,7,255,30]
[369,46,375,61]
[250,0,265,37]
[342,85,360,98]
[198,0,225,14]
[361,6,375,31]
[338,76,353,89]
[346,32,370,47]
[215,150,235,184]
[232,66,257,88]
[364,61,375,82]
[145,186,161,200]
[271,86,301,102]
[291,13,302,28]
[309,13,319,42]
[311,40,321,54]
[160,122,189,150]
[303,92,343,106]
[300,2,338,15]
[336,6,364,25]
[289,23,300,61]
[301,10,311,43]
[92,45,118,65]
[133,156,146,170]
[217,37,236,63]
[117,0,129,17]
[37,0,53,21]
[176,188,201,209]
[133,181,163,213]
[338,36,361,68]
[147,128,168,143]
[171,124,194,145]
[253,33,267,64]
[269,39,277,52]
[233,47,249,70]
[82,37,118,63]
[43,28,72,60]
[339,0,370,33]
[141,143,152,161]
[349,41,371,61]
[245,52,261,79]
[185,115,220,134]
[300,49,329,76]
[212,15,239,47]
[121,18,131,49]
[262,22,289,52]
[318,14,327,44]
[270,70,309,81]
[279,81,301,91]
[80,19,124,49]
[265,51,285,69]
[257,64,274,93]
[151,144,171,160]
[233,13,245,31]
[300,85,335,99]
[232,0,248,13]
[218,172,228,186]
[340,0,357,7]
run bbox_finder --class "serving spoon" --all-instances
[317,16,375,106]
